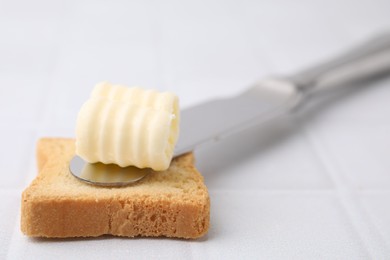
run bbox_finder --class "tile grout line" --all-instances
[208,189,336,194]
[6,210,24,259]
[303,126,390,258]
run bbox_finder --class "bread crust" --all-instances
[21,138,210,239]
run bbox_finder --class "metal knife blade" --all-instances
[174,79,302,156]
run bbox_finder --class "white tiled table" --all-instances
[1,1,390,259]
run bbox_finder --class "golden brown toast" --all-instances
[21,138,210,239]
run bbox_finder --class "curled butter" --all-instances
[75,82,180,171]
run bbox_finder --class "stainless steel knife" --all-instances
[175,32,390,156]
[71,32,390,186]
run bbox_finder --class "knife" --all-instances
[71,32,390,186]
[175,32,390,156]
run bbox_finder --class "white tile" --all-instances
[196,117,333,190]
[0,128,35,188]
[0,44,57,78]
[191,191,369,259]
[0,190,21,260]
[50,0,160,88]
[222,0,390,75]
[9,229,191,260]
[158,1,272,94]
[360,192,390,246]
[62,0,158,47]
[215,1,351,75]
[0,0,69,22]
[0,75,48,124]
[0,0,67,47]
[310,126,390,190]
[53,43,159,87]
[0,1,64,78]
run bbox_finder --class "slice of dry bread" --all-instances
[21,138,210,239]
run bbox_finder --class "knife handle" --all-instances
[290,32,390,93]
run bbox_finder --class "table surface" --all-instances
[1,0,390,259]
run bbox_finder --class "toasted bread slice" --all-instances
[21,138,210,239]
